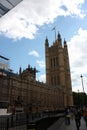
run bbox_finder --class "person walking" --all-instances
[83,107,87,127]
[65,107,71,125]
[74,108,81,130]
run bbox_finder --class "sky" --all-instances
[0,0,87,93]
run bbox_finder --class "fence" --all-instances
[0,111,64,130]
[0,113,27,130]
[0,112,46,130]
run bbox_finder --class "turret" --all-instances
[45,36,49,48]
[57,32,62,48]
[19,67,22,75]
[64,39,67,49]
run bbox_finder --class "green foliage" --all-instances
[73,92,87,107]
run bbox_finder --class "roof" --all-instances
[0,68,15,76]
[0,55,9,60]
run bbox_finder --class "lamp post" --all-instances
[80,74,85,106]
[77,89,79,106]
[80,74,85,93]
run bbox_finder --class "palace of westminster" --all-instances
[0,32,73,113]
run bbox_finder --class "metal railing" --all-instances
[0,111,64,129]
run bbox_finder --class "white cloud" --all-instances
[68,28,87,93]
[0,0,85,40]
[61,0,85,18]
[37,74,46,83]
[36,60,45,68]
[28,50,39,57]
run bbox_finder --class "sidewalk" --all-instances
[48,117,87,130]
[60,117,87,130]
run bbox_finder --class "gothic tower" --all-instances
[45,33,73,107]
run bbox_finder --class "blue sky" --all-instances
[0,0,87,93]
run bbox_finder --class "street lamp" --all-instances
[80,74,85,93]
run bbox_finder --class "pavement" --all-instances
[48,117,87,130]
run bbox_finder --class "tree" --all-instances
[73,92,87,107]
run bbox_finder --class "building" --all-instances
[0,32,73,114]
[0,0,23,17]
[45,33,73,107]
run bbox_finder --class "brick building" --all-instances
[0,32,73,113]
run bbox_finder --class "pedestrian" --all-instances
[83,107,87,127]
[74,108,81,130]
[71,107,74,120]
[65,107,71,125]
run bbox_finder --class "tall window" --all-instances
[54,76,56,86]
[56,57,58,66]
[57,75,60,85]
[51,76,53,85]
[53,58,55,67]
[50,58,52,67]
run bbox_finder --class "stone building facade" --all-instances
[0,33,73,113]
[45,33,73,108]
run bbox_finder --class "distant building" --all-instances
[0,32,73,114]
[0,55,9,70]
[0,0,23,17]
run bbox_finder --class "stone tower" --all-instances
[45,32,73,107]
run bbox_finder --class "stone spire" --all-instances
[57,32,62,48]
[64,39,68,55]
[45,36,49,47]
[19,67,22,75]
[64,39,67,47]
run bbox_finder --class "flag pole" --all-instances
[52,27,56,41]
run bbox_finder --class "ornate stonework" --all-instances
[0,33,73,113]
